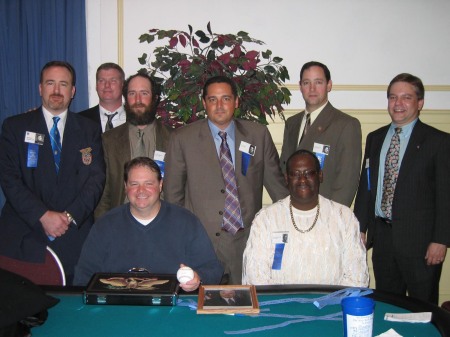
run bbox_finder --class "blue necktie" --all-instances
[50,116,62,172]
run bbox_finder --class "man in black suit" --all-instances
[354,73,450,304]
[79,63,126,132]
[0,61,106,284]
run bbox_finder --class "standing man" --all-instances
[354,73,450,304]
[280,61,362,207]
[79,62,126,132]
[164,75,288,284]
[0,61,105,283]
[95,72,171,219]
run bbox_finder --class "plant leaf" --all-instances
[207,22,212,35]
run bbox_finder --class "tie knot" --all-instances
[106,112,117,121]
[53,116,60,125]
[395,127,402,134]
[219,131,227,141]
[138,129,144,138]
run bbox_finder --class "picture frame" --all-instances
[197,285,260,314]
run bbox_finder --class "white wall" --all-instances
[85,0,450,303]
[86,0,450,111]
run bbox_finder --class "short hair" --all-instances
[123,157,162,183]
[123,72,161,106]
[96,62,125,82]
[202,75,238,99]
[300,61,331,82]
[387,73,425,100]
[286,149,321,173]
[40,61,76,86]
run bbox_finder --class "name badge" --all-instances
[271,231,289,244]
[313,142,329,169]
[239,141,256,156]
[24,131,45,145]
[154,151,166,178]
[365,158,370,190]
[239,141,255,176]
[272,243,285,270]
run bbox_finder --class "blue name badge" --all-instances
[155,160,165,178]
[271,243,285,270]
[27,143,39,168]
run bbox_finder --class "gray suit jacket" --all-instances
[94,121,171,219]
[354,120,450,256]
[163,119,288,283]
[164,118,288,234]
[280,102,362,207]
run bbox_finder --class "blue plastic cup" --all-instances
[341,297,375,337]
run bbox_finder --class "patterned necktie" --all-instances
[381,127,402,219]
[218,131,243,234]
[299,112,311,145]
[135,129,146,157]
[50,116,62,173]
[105,112,117,131]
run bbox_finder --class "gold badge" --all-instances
[80,147,92,165]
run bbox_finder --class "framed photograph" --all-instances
[197,285,259,314]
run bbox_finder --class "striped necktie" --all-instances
[105,112,117,131]
[50,116,62,173]
[218,131,243,234]
[299,112,311,145]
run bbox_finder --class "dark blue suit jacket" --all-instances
[0,108,105,277]
[78,105,101,126]
[354,119,450,257]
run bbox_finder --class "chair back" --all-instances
[0,247,66,286]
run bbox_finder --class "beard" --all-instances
[125,101,157,126]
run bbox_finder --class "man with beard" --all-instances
[94,72,171,219]
[0,61,105,284]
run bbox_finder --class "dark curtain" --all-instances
[0,0,88,208]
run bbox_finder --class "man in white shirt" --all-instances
[242,149,368,287]
[79,63,126,132]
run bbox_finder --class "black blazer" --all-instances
[78,105,101,126]
[354,119,450,257]
[0,108,106,276]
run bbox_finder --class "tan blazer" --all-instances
[280,102,362,207]
[94,121,171,219]
[163,118,288,284]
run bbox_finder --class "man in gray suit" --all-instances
[95,72,171,219]
[164,76,288,284]
[280,61,361,207]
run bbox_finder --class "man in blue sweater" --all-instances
[74,157,223,291]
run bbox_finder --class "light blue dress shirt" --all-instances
[208,120,237,168]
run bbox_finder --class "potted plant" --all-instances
[138,22,291,128]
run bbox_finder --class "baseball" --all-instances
[177,266,194,283]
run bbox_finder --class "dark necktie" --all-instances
[218,131,243,234]
[136,129,146,157]
[50,116,62,173]
[299,112,311,145]
[381,127,402,219]
[105,112,118,131]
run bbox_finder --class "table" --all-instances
[33,285,450,337]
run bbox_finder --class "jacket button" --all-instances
[220,189,225,193]
[216,232,221,236]
[219,211,223,215]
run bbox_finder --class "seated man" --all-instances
[242,149,368,287]
[74,157,223,291]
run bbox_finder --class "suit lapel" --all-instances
[58,112,82,182]
[370,126,389,192]
[397,120,426,181]
[198,120,223,175]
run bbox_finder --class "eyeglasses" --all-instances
[288,170,317,180]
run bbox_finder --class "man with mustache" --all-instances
[95,72,171,219]
[0,61,105,284]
